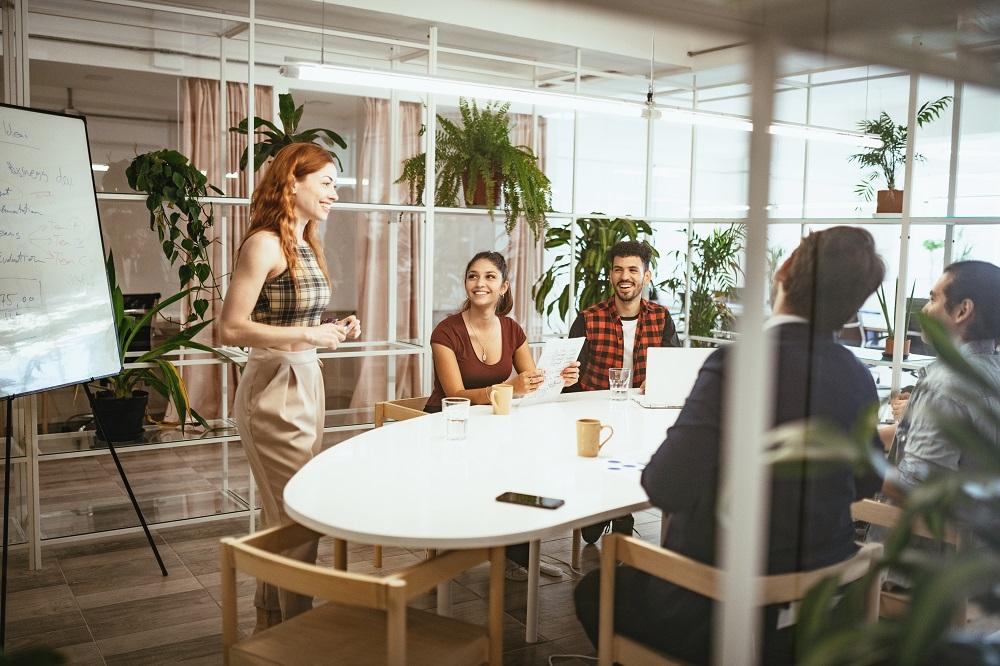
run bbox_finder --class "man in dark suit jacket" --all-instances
[574,226,887,665]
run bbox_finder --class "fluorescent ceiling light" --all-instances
[91,163,109,172]
[769,123,883,148]
[282,63,881,147]
[282,63,636,117]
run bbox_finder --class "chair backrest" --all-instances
[597,534,883,666]
[374,396,429,427]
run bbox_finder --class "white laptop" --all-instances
[632,347,715,409]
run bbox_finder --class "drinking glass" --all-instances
[608,368,631,401]
[442,397,471,440]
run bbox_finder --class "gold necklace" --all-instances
[466,315,491,362]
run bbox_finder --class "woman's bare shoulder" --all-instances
[242,230,282,253]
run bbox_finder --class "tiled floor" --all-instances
[3,509,667,665]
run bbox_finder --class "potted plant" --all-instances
[229,92,347,172]
[772,315,1000,665]
[532,215,667,322]
[663,225,746,346]
[849,96,952,213]
[126,149,223,322]
[875,280,916,359]
[397,98,552,238]
[90,252,228,441]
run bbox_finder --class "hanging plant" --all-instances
[397,98,552,238]
[229,92,347,172]
[126,149,222,322]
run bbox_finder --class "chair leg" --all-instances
[333,538,347,571]
[374,544,383,568]
[572,529,582,570]
[597,534,618,666]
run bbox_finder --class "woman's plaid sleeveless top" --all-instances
[251,244,331,327]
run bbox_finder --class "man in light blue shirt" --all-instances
[883,260,1000,497]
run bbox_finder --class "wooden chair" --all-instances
[374,397,429,428]
[597,534,883,666]
[851,498,965,623]
[221,522,504,666]
[370,397,429,567]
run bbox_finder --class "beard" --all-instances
[615,282,641,302]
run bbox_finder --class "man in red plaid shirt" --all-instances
[568,240,680,543]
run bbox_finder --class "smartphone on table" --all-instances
[495,491,565,510]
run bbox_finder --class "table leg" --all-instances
[526,540,540,643]
[430,549,452,616]
[571,529,582,570]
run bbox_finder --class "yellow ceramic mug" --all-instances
[489,384,514,415]
[576,418,614,457]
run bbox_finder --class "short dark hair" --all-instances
[780,226,885,334]
[607,240,653,273]
[460,251,513,317]
[942,260,1000,340]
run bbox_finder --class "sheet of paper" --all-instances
[518,337,585,405]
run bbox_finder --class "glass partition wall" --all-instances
[2,0,997,572]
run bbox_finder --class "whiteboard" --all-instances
[0,103,121,399]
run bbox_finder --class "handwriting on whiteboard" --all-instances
[0,278,42,322]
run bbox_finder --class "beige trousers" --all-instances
[234,347,324,619]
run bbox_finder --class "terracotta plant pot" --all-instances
[462,169,501,207]
[91,390,149,443]
[876,189,904,214]
[882,337,911,360]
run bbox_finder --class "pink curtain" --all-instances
[179,78,273,421]
[349,99,423,409]
[506,114,545,342]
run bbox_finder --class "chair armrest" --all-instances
[605,534,723,600]
[852,499,901,528]
[388,548,490,600]
[222,534,387,610]
[241,522,322,553]
[852,499,960,545]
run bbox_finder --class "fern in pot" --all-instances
[398,98,552,238]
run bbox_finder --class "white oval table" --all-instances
[284,390,679,642]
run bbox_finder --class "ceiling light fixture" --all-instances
[641,35,662,121]
[282,63,881,147]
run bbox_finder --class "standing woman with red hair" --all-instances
[220,142,360,630]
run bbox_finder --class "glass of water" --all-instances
[608,368,631,401]
[442,397,471,440]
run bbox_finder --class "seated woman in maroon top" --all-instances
[426,251,580,412]
[427,251,580,580]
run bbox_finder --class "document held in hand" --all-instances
[518,337,585,405]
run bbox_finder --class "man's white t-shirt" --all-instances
[621,316,638,377]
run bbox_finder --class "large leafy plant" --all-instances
[126,149,222,321]
[850,96,952,202]
[229,92,347,172]
[663,224,745,345]
[767,315,1000,665]
[397,98,552,238]
[102,252,229,431]
[532,215,667,322]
